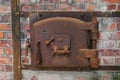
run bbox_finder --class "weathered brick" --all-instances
[33,4,42,10]
[26,31,30,39]
[102,74,113,80]
[84,0,92,3]
[0,24,11,31]
[44,0,52,3]
[115,50,120,56]
[76,76,88,80]
[52,0,58,3]
[72,4,86,10]
[21,4,42,11]
[107,23,116,31]
[0,48,4,55]
[104,0,120,3]
[114,18,120,22]
[99,32,115,40]
[25,24,30,30]
[0,32,4,38]
[98,49,115,56]
[22,57,29,64]
[31,76,38,80]
[117,23,120,30]
[117,41,120,48]
[0,6,10,13]
[97,40,117,49]
[58,4,71,10]
[44,74,61,80]
[115,58,120,65]
[102,57,115,65]
[44,3,56,10]
[21,49,26,56]
[20,0,29,3]
[0,65,4,71]
[115,32,120,40]
[5,65,13,72]
[60,0,68,3]
[4,32,12,39]
[0,56,12,65]
[73,0,84,3]
[86,4,96,11]
[0,40,12,47]
[107,4,116,10]
[0,14,11,22]
[5,48,13,55]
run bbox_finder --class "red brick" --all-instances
[104,0,120,3]
[114,18,120,22]
[73,0,84,3]
[0,32,4,38]
[115,32,120,39]
[0,24,11,31]
[5,65,13,72]
[0,48,4,55]
[117,23,120,30]
[20,0,29,3]
[0,40,12,47]
[35,4,42,10]
[4,32,12,39]
[44,3,56,10]
[21,49,26,56]
[60,0,68,3]
[107,23,116,31]
[44,0,52,3]
[115,50,120,56]
[0,65,4,71]
[25,24,30,30]
[31,76,38,80]
[26,31,30,38]
[58,4,71,10]
[76,76,87,80]
[84,0,92,3]
[86,4,96,11]
[22,57,29,64]
[115,58,120,65]
[102,57,114,65]
[99,49,115,56]
[107,4,116,10]
[0,6,10,13]
[0,56,12,65]
[52,0,58,3]
[102,75,112,80]
[5,48,13,55]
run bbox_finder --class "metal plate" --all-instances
[29,12,99,69]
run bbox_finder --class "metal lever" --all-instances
[45,37,54,45]
[36,41,42,65]
[52,46,70,55]
[25,39,31,56]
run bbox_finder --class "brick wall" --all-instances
[0,0,13,79]
[0,0,120,80]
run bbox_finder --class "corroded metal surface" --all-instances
[28,13,99,70]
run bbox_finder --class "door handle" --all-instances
[52,46,70,55]
[36,41,42,65]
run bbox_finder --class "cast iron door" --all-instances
[30,14,99,69]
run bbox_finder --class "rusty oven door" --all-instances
[29,12,99,69]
